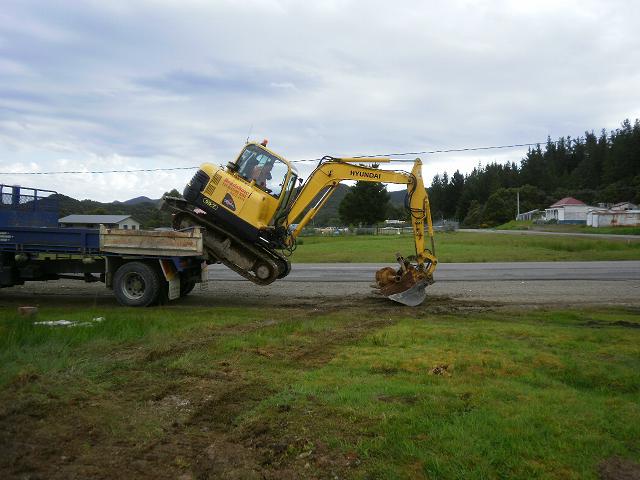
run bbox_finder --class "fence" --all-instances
[0,185,59,227]
[299,220,458,237]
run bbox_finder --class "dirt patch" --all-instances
[377,394,418,405]
[370,365,400,375]
[288,317,397,367]
[0,375,352,479]
[140,316,291,363]
[429,364,450,376]
[598,456,640,480]
[0,306,398,480]
[584,320,640,329]
[355,294,500,319]
[0,294,502,477]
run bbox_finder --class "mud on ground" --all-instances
[0,295,498,480]
[1,278,639,479]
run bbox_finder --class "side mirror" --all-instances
[227,162,239,172]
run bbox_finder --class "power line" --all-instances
[0,166,198,175]
[1,141,545,175]
[289,142,546,163]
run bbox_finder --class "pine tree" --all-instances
[338,181,389,226]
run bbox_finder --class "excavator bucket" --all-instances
[387,278,431,307]
[373,255,434,307]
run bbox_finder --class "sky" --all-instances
[1,0,639,202]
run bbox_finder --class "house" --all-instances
[58,214,141,230]
[544,197,595,224]
[587,207,640,228]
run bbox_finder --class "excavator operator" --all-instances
[252,162,273,189]
[236,144,275,192]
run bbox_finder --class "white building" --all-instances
[544,197,595,224]
[58,214,141,230]
[587,208,640,228]
[611,202,638,211]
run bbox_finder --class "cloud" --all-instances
[0,0,639,201]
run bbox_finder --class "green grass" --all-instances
[1,304,639,479]
[0,306,249,388]
[280,310,640,479]
[291,232,640,263]
[497,220,640,236]
[496,220,536,230]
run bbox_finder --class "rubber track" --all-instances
[172,210,289,286]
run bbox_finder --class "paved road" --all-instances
[207,261,640,282]
[3,262,639,308]
[198,261,640,307]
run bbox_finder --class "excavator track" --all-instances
[164,198,290,286]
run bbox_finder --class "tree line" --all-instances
[53,119,640,230]
[427,119,640,227]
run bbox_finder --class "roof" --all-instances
[612,202,638,210]
[549,197,586,208]
[591,209,640,215]
[58,214,133,224]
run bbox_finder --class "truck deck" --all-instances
[0,226,101,255]
[0,225,203,257]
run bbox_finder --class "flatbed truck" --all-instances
[0,184,206,307]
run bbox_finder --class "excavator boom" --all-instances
[284,157,437,305]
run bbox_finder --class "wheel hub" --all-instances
[254,263,272,280]
[122,272,146,300]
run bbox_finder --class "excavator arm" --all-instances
[285,157,438,305]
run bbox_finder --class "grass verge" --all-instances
[497,220,640,236]
[1,303,639,479]
[291,232,640,263]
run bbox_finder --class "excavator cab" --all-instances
[233,143,296,199]
[230,143,299,231]
[173,142,299,252]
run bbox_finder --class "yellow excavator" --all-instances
[162,141,437,306]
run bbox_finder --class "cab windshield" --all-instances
[236,144,289,198]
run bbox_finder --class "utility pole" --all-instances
[516,189,520,220]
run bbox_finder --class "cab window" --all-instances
[236,145,289,198]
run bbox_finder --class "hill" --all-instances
[52,183,405,229]
[52,185,354,229]
[388,190,406,207]
[54,193,174,229]
[302,184,350,226]
[114,196,160,206]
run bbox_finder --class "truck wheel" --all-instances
[113,262,161,307]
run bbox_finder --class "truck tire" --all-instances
[113,261,162,307]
